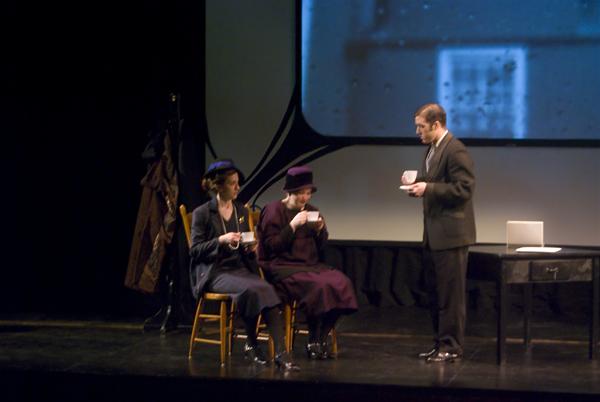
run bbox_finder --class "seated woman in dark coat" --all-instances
[257,166,358,359]
[189,159,298,370]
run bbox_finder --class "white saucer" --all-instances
[399,185,412,190]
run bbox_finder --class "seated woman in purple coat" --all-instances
[189,159,298,370]
[257,166,358,359]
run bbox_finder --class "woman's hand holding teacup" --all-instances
[290,210,308,231]
[219,232,241,246]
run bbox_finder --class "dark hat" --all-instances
[204,159,245,183]
[283,165,317,193]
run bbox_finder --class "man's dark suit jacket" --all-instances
[417,132,476,250]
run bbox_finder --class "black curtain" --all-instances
[3,0,206,320]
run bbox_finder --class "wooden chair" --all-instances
[247,204,338,356]
[180,204,274,365]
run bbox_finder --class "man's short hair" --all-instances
[415,103,446,127]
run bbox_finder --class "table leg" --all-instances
[497,270,507,365]
[523,283,532,348]
[591,257,599,360]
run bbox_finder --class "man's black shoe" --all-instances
[426,351,461,363]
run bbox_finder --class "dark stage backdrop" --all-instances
[5,0,205,319]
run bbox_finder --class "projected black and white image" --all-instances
[301,0,600,140]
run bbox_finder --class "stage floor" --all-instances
[2,305,599,402]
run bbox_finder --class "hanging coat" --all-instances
[125,131,179,293]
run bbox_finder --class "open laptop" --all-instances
[506,221,561,252]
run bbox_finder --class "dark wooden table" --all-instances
[467,245,600,364]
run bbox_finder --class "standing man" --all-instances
[401,103,476,363]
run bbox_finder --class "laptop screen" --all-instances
[506,221,544,247]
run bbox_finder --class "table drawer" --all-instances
[529,259,592,282]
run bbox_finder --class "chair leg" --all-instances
[268,336,275,359]
[188,297,204,359]
[219,300,228,366]
[284,303,292,353]
[255,312,262,335]
[227,301,236,356]
[290,301,298,351]
[330,328,338,356]
[255,313,275,359]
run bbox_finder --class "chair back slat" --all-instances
[246,204,261,238]
[179,204,192,249]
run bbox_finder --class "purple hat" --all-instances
[283,166,317,193]
[204,159,245,183]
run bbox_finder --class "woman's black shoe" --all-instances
[418,346,439,359]
[243,343,268,365]
[320,342,335,359]
[274,352,300,371]
[306,342,322,360]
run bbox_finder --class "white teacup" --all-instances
[306,211,320,223]
[402,170,418,184]
[240,231,255,244]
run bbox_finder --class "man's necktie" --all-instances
[426,146,435,172]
